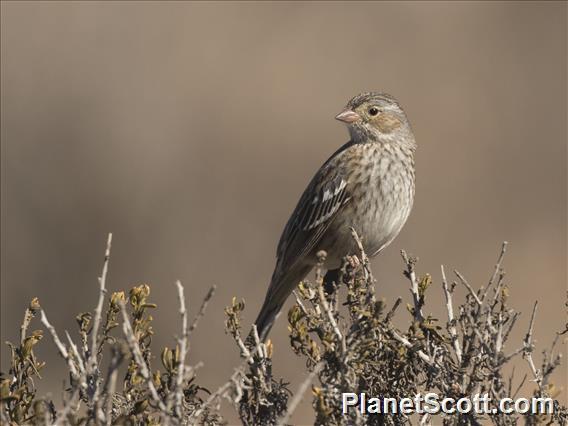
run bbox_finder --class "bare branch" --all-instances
[40,310,78,378]
[119,301,168,413]
[189,365,246,422]
[385,297,403,323]
[390,330,433,366]
[172,280,189,418]
[65,331,86,375]
[90,233,113,361]
[454,270,482,306]
[188,285,216,335]
[103,347,123,426]
[441,265,462,363]
[483,241,508,302]
[277,362,323,426]
[401,250,424,321]
[316,271,346,354]
[523,301,542,390]
[89,233,113,421]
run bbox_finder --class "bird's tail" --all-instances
[252,297,283,342]
[250,264,311,343]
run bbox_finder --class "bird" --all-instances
[253,92,416,341]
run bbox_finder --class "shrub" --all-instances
[1,232,566,425]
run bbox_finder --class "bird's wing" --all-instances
[275,158,351,274]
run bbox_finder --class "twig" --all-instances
[483,241,508,302]
[65,331,86,375]
[401,250,424,321]
[495,313,503,358]
[502,346,525,364]
[189,365,246,423]
[390,330,433,366]
[89,233,113,421]
[40,310,78,378]
[250,325,270,392]
[512,373,528,399]
[53,388,81,426]
[90,233,113,360]
[441,265,462,363]
[350,227,374,282]
[276,362,323,426]
[120,302,168,413]
[502,312,520,346]
[173,280,188,418]
[188,285,216,335]
[293,290,310,316]
[20,301,37,347]
[385,297,403,323]
[235,331,255,365]
[103,346,123,426]
[454,270,482,306]
[523,301,542,390]
[316,273,346,353]
[420,413,432,425]
[190,325,270,423]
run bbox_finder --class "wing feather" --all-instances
[275,166,350,273]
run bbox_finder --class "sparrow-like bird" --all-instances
[254,92,416,341]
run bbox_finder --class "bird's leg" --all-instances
[323,268,341,295]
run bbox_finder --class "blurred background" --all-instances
[1,1,566,423]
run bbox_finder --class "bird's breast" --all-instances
[317,145,415,268]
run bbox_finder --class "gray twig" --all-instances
[89,233,113,421]
[120,301,168,413]
[277,362,323,426]
[172,280,189,418]
[40,310,79,379]
[455,270,482,306]
[189,285,216,335]
[523,301,542,390]
[441,265,462,363]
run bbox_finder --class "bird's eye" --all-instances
[368,107,379,116]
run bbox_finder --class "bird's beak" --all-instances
[335,109,360,123]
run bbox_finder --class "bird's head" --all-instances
[336,92,414,146]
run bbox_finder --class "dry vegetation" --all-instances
[1,232,566,425]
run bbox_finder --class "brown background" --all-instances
[1,1,566,423]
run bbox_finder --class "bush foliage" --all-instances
[1,233,566,425]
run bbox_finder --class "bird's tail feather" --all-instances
[251,265,311,342]
[253,298,283,342]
